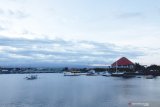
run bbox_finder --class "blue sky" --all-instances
[0,0,160,67]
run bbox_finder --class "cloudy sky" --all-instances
[0,0,160,67]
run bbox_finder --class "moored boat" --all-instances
[86,70,98,76]
[102,71,111,77]
[146,75,154,79]
[122,74,135,78]
[111,72,124,77]
[26,75,38,80]
[64,72,80,76]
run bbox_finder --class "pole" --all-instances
[116,61,118,73]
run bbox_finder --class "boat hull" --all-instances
[111,74,124,77]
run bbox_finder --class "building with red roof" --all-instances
[111,57,134,69]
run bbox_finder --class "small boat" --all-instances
[122,74,135,78]
[111,72,124,77]
[64,72,80,76]
[102,72,111,77]
[86,70,98,76]
[26,75,38,80]
[111,62,125,77]
[146,75,154,79]
[86,73,98,76]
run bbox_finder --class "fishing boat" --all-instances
[146,75,154,79]
[122,73,135,78]
[26,75,38,80]
[137,76,142,78]
[111,60,125,77]
[64,72,80,76]
[102,71,111,77]
[111,72,124,77]
[86,70,98,76]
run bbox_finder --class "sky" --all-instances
[0,0,160,67]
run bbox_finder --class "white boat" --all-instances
[111,61,125,77]
[102,71,111,77]
[26,75,38,80]
[146,75,154,79]
[111,72,124,77]
[64,72,80,76]
[86,70,98,76]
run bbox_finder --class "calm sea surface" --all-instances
[0,73,160,107]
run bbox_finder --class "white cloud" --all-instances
[0,36,143,67]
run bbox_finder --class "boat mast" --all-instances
[116,60,118,73]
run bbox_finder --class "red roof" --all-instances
[112,57,134,66]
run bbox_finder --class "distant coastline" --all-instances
[0,57,160,75]
[0,63,160,76]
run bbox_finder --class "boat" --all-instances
[64,72,80,76]
[146,75,154,79]
[122,73,135,78]
[86,73,98,76]
[102,71,111,77]
[26,75,38,80]
[86,70,98,76]
[111,72,124,77]
[111,61,125,77]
